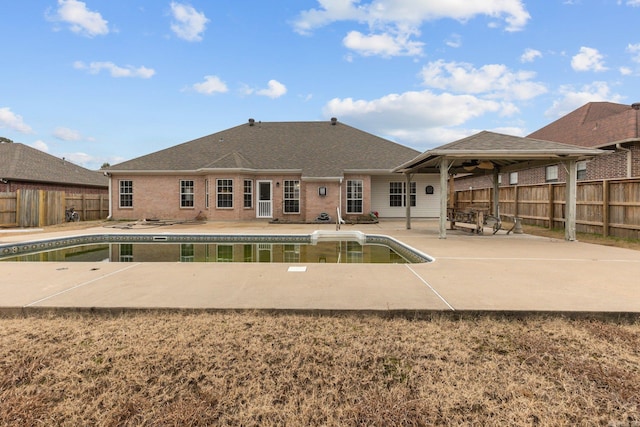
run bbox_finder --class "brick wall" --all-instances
[455,144,640,190]
[110,173,380,222]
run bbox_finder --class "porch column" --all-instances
[405,172,412,230]
[565,159,577,241]
[439,158,449,239]
[492,168,500,217]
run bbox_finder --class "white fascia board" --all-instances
[301,176,343,182]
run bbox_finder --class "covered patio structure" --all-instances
[393,131,604,240]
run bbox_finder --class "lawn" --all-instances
[1,311,638,426]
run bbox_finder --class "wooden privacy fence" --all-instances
[455,178,640,240]
[0,190,108,227]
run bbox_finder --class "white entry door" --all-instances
[256,180,272,218]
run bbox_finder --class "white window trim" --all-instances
[216,178,234,209]
[243,179,253,209]
[283,180,300,214]
[180,179,195,209]
[347,179,363,214]
[119,179,133,209]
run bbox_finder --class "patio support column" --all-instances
[439,158,449,239]
[492,167,500,217]
[564,159,577,241]
[405,172,412,230]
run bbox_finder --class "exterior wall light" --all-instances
[318,186,327,196]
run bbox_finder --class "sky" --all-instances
[1,0,640,170]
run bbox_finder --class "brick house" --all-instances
[0,141,108,194]
[457,102,640,189]
[106,119,442,222]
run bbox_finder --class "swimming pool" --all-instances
[0,231,433,264]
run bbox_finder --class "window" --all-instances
[283,244,300,263]
[347,180,363,213]
[389,182,416,207]
[244,179,253,208]
[389,182,403,207]
[205,179,209,209]
[119,180,133,208]
[119,244,133,262]
[180,180,194,208]
[217,245,233,262]
[283,180,300,214]
[509,172,518,185]
[217,179,233,208]
[577,161,587,180]
[180,244,195,262]
[546,165,558,182]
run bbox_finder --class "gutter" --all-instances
[616,143,632,178]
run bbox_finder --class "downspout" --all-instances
[105,172,112,219]
[616,143,632,178]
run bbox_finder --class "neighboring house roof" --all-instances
[108,120,421,179]
[0,142,108,187]
[527,102,640,148]
[394,131,604,175]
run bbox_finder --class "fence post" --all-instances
[602,180,609,237]
[547,184,554,229]
[38,190,45,227]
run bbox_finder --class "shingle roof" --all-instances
[394,131,604,174]
[527,102,640,147]
[108,120,421,178]
[0,142,108,187]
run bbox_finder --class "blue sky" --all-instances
[1,0,640,170]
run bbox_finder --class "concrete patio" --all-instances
[1,219,639,314]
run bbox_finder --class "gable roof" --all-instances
[527,102,640,148]
[0,142,107,187]
[108,120,420,178]
[394,131,604,175]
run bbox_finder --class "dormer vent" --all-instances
[248,118,255,126]
[330,117,337,125]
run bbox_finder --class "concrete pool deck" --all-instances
[1,219,639,315]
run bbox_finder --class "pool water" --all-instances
[1,241,416,263]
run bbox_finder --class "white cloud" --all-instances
[0,107,34,134]
[191,75,228,95]
[170,2,209,42]
[419,60,547,101]
[31,140,50,152]
[49,0,109,37]
[293,0,530,35]
[322,89,502,148]
[520,48,542,63]
[625,0,640,6]
[53,127,83,141]
[293,1,529,59]
[627,43,640,63]
[256,80,287,98]
[445,33,462,48]
[544,81,624,118]
[571,46,607,72]
[343,29,424,57]
[74,61,155,78]
[620,66,633,75]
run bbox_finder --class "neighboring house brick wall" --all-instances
[455,145,640,190]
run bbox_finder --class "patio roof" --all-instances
[392,131,606,241]
[393,131,604,175]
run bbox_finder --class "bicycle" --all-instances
[65,207,80,222]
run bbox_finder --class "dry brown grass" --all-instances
[1,311,639,426]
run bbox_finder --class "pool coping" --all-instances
[0,230,434,264]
